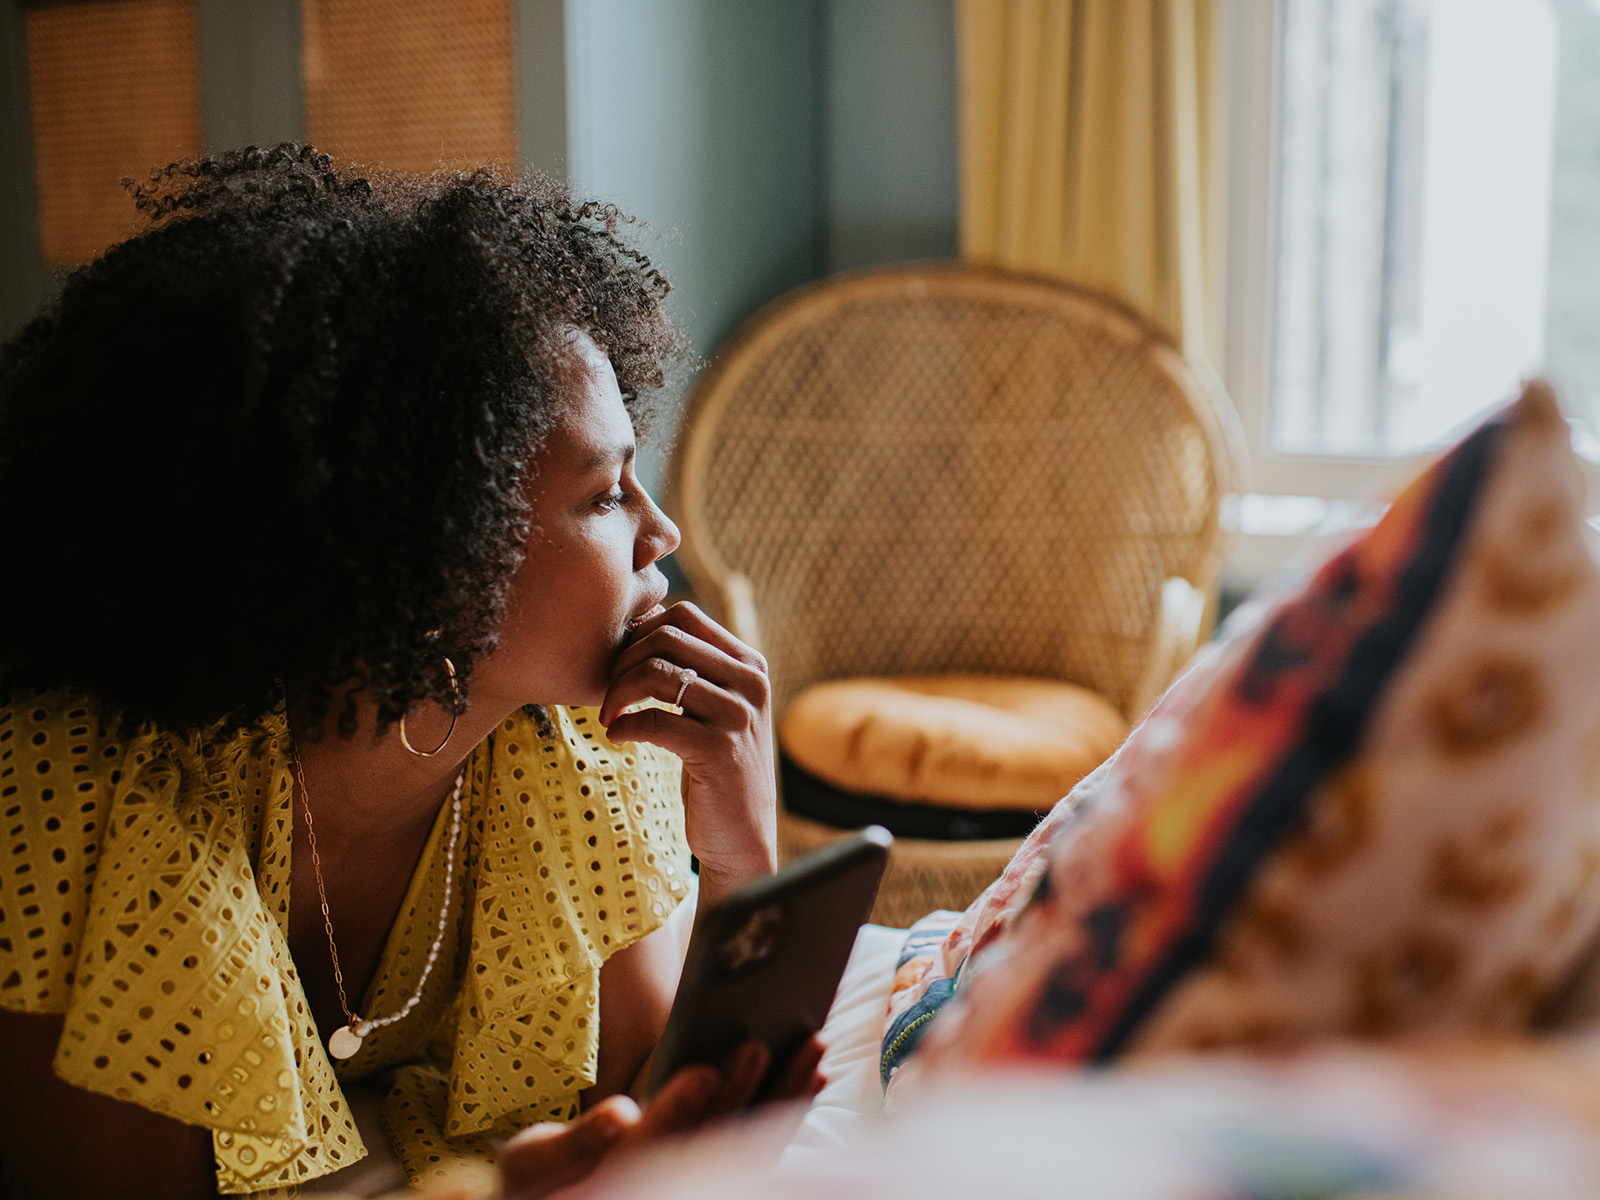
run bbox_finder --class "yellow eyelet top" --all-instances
[0,689,690,1195]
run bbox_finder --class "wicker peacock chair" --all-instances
[666,264,1243,927]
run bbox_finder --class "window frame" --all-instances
[1219,0,1599,579]
[1222,0,1433,505]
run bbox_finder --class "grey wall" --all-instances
[515,0,568,175]
[565,0,826,361]
[195,0,303,151]
[823,0,959,272]
[558,0,828,496]
[552,0,962,353]
[0,0,961,357]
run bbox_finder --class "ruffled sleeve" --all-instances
[0,691,365,1195]
[3,693,693,1192]
[452,705,688,1126]
[381,705,690,1181]
[1,690,111,1012]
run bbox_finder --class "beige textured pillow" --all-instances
[780,675,1129,811]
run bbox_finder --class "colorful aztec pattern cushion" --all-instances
[881,383,1600,1093]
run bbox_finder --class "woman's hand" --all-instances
[497,1037,826,1200]
[599,602,778,904]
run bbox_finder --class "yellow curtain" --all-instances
[956,0,1224,369]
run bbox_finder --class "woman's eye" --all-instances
[595,488,632,512]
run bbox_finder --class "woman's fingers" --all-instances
[770,1034,827,1101]
[610,616,748,691]
[707,1041,771,1115]
[495,1043,823,1200]
[497,1047,826,1199]
[604,599,778,897]
[498,1066,726,1198]
[616,1062,721,1149]
[604,605,766,713]
[601,612,768,761]
[497,1094,640,1200]
[603,623,764,723]
[620,601,768,677]
[600,648,748,730]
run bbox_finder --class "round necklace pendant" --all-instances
[328,1025,364,1060]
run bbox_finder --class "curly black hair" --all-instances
[0,143,685,737]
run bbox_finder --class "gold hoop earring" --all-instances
[400,656,459,757]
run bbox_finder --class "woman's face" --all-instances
[473,331,680,710]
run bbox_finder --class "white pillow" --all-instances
[783,923,906,1163]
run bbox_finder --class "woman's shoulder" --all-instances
[0,687,357,1190]
[1,684,274,778]
[0,687,274,1013]
[2,688,137,1009]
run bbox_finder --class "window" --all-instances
[1223,0,1600,573]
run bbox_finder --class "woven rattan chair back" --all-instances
[668,265,1241,725]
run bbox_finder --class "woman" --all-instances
[0,144,812,1198]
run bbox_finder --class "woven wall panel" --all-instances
[302,0,515,172]
[26,0,202,267]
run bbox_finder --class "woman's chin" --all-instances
[565,679,612,712]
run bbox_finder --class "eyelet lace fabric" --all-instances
[0,691,689,1195]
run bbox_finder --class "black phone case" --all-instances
[643,826,892,1100]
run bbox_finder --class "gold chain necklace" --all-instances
[293,748,466,1060]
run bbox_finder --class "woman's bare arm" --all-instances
[0,1009,218,1200]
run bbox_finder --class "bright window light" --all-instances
[1272,0,1600,459]
[1221,492,1386,539]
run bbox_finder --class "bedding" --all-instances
[882,382,1600,1093]
[559,1038,1600,1200]
[780,923,907,1163]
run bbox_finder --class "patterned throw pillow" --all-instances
[882,383,1600,1093]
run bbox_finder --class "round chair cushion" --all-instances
[779,675,1130,812]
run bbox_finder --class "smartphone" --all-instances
[642,825,894,1102]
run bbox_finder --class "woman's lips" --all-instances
[624,603,666,634]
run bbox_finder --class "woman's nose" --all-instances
[637,492,681,568]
